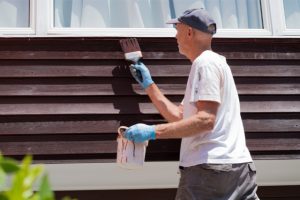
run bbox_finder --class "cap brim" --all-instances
[166,18,180,24]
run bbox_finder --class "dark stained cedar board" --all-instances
[54,185,300,200]
[0,37,299,199]
[0,37,299,162]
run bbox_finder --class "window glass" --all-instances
[283,0,300,29]
[173,0,263,29]
[54,0,263,29]
[0,0,30,27]
[54,0,173,28]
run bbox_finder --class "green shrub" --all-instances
[0,154,75,200]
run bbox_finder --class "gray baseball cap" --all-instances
[166,8,216,35]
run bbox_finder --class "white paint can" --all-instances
[116,126,148,169]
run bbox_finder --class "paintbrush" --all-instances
[119,38,143,82]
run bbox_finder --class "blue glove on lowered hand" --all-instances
[130,62,154,89]
[124,123,156,143]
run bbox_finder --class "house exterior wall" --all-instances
[0,37,299,199]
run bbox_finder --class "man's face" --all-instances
[175,23,189,56]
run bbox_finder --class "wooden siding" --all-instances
[0,38,299,162]
[55,186,300,200]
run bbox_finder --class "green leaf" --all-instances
[7,155,40,200]
[38,174,55,200]
[23,165,43,189]
[0,193,9,200]
[0,155,63,200]
[22,155,33,169]
[0,168,5,188]
[28,193,39,200]
[0,158,20,173]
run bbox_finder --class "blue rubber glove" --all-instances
[130,62,154,89]
[124,123,156,143]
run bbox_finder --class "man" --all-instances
[124,8,259,200]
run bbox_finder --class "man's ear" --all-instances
[187,27,193,37]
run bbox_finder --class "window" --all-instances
[0,0,30,27]
[283,0,300,29]
[173,0,270,37]
[0,0,299,37]
[53,0,173,28]
[173,0,263,29]
[52,0,264,29]
[0,0,34,35]
[49,0,270,37]
[269,0,300,36]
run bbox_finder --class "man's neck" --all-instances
[189,46,211,62]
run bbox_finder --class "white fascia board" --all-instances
[39,160,300,191]
[3,26,300,38]
[47,28,177,38]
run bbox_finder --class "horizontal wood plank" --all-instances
[247,139,300,151]
[0,65,121,78]
[54,186,300,200]
[240,101,300,113]
[0,141,116,155]
[231,65,300,77]
[0,64,299,78]
[0,51,300,60]
[243,119,300,132]
[236,84,300,95]
[0,119,298,135]
[1,138,299,156]
[0,83,299,96]
[0,120,120,135]
[0,101,298,115]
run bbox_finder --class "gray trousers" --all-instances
[175,163,259,200]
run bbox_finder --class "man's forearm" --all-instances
[146,83,183,122]
[155,110,215,139]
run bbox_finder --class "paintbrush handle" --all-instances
[130,64,143,82]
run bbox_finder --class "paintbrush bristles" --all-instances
[120,38,143,63]
[120,38,141,53]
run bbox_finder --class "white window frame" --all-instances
[0,0,35,36]
[214,0,272,38]
[1,0,300,38]
[269,0,300,36]
[47,0,272,38]
[46,0,176,37]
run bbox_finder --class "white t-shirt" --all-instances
[180,50,252,167]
